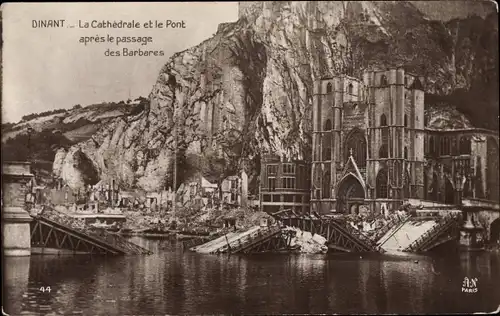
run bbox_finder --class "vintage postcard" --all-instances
[1,1,499,315]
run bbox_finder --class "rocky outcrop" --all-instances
[425,104,473,130]
[31,1,498,191]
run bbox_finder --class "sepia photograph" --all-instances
[1,1,499,315]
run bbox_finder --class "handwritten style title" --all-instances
[31,19,188,57]
[32,19,187,29]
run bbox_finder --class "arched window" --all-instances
[323,119,333,161]
[440,136,451,156]
[429,173,439,202]
[348,83,353,94]
[376,169,388,198]
[451,137,458,155]
[380,114,387,126]
[404,171,411,198]
[424,115,428,127]
[404,115,408,127]
[380,75,388,86]
[379,114,389,159]
[379,144,389,159]
[344,129,367,167]
[459,136,471,155]
[404,76,408,87]
[322,169,331,199]
[412,78,424,90]
[326,82,332,93]
[324,119,332,131]
[322,132,332,161]
[429,136,435,156]
[404,147,408,160]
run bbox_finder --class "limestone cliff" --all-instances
[9,1,497,192]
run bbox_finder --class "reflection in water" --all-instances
[3,256,30,315]
[3,239,500,315]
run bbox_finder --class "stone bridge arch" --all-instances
[491,217,500,245]
[475,208,500,244]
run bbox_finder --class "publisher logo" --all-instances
[462,277,478,293]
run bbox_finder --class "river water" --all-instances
[3,237,500,315]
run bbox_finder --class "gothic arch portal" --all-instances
[336,174,365,214]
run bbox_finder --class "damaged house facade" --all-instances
[260,67,499,216]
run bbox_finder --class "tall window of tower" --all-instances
[380,114,387,126]
[326,82,332,93]
[348,83,353,94]
[459,136,471,155]
[404,115,408,127]
[380,114,389,159]
[404,170,410,198]
[380,75,388,86]
[322,169,331,199]
[376,169,388,198]
[344,129,367,167]
[323,120,333,161]
[379,144,389,159]
[404,147,408,160]
[324,119,332,131]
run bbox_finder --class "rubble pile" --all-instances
[122,209,172,231]
[284,227,328,254]
[36,206,89,232]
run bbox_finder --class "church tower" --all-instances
[311,74,363,214]
[364,67,425,213]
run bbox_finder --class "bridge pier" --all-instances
[2,207,33,256]
[459,209,484,250]
[2,162,35,256]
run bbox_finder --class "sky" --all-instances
[1,2,239,123]
[1,1,497,124]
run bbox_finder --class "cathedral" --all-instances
[260,67,499,216]
[311,67,499,215]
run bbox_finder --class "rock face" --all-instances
[50,1,497,192]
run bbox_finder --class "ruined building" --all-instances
[261,67,499,215]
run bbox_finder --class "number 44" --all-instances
[39,286,51,293]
